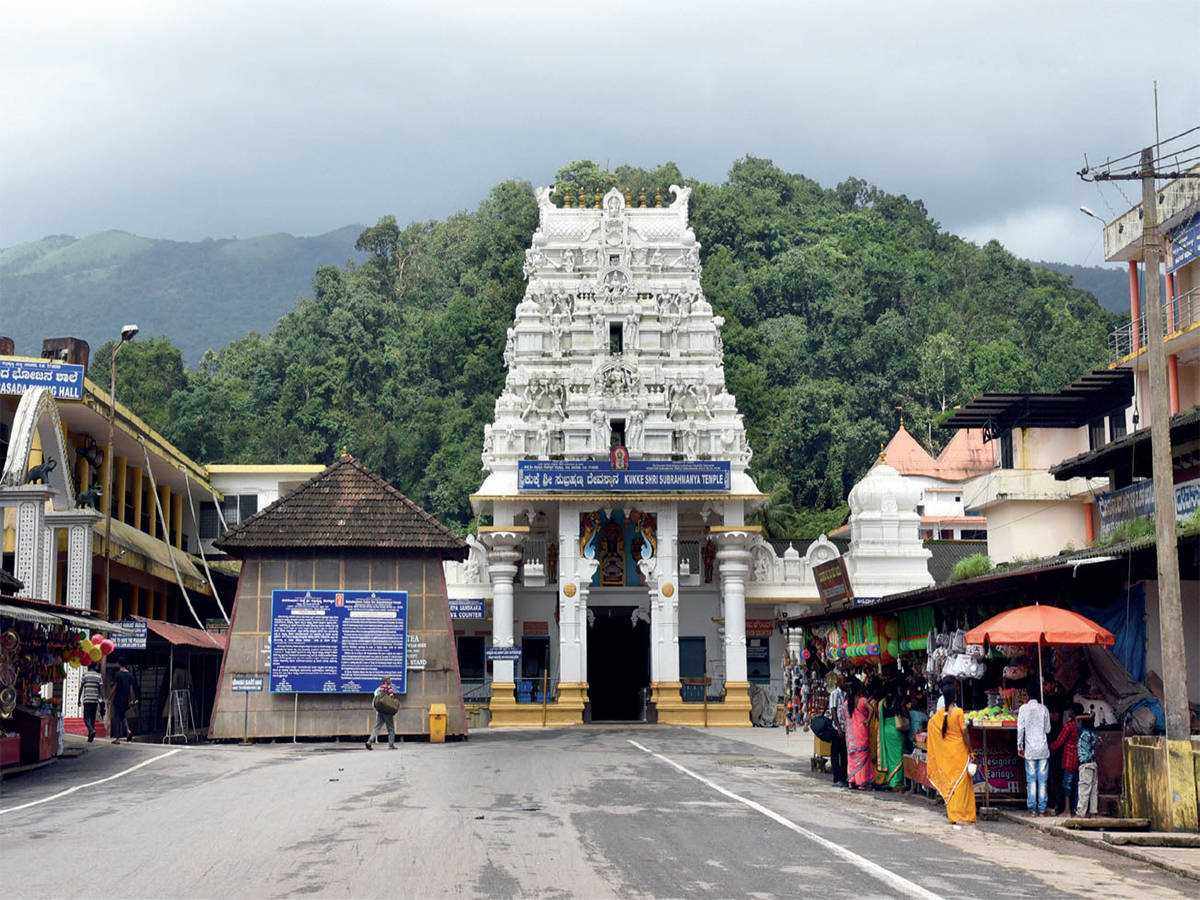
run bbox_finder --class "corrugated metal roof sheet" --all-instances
[142,617,226,650]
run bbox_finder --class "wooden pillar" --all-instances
[130,584,141,617]
[129,466,143,533]
[147,478,158,539]
[172,493,184,550]
[1083,501,1096,545]
[114,456,128,524]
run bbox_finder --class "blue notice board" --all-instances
[518,459,730,493]
[0,359,86,401]
[269,589,408,694]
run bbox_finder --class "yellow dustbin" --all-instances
[428,703,447,743]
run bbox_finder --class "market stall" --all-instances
[1,597,120,770]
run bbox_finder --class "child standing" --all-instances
[1050,702,1082,815]
[1075,712,1102,818]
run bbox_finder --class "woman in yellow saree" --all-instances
[926,685,976,824]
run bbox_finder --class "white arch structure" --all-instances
[1,386,77,504]
[1,388,101,716]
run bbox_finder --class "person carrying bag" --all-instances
[366,675,400,750]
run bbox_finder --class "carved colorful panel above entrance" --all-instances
[579,508,657,588]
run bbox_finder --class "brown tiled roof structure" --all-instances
[216,454,467,559]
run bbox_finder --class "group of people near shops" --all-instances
[816,670,1102,826]
[818,672,930,793]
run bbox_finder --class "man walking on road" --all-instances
[78,664,104,742]
[108,661,138,743]
[366,675,398,750]
[828,675,848,786]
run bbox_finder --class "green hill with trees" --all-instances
[85,158,1117,534]
[2,226,363,362]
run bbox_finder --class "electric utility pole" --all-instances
[1080,140,1198,743]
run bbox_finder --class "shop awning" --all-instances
[141,617,226,651]
[0,595,121,631]
[98,518,212,596]
[1050,406,1200,481]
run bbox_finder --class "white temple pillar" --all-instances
[50,510,101,718]
[10,486,54,599]
[557,507,583,685]
[650,504,680,687]
[715,529,753,725]
[482,528,526,725]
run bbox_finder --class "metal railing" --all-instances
[1109,286,1200,359]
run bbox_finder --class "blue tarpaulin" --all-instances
[1072,582,1147,682]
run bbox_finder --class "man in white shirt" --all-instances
[1017,692,1052,815]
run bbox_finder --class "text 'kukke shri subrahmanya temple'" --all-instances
[447,186,932,726]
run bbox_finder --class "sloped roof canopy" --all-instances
[216,455,467,560]
[882,424,937,476]
[941,370,1133,434]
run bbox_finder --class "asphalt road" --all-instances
[1,726,1193,899]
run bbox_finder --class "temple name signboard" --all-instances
[0,360,85,401]
[269,589,408,695]
[518,459,730,493]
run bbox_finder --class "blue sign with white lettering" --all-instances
[485,646,522,661]
[449,599,485,619]
[1169,212,1200,274]
[518,459,731,493]
[0,359,86,401]
[269,589,407,695]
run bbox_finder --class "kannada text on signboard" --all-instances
[0,360,86,401]
[269,589,408,694]
[518,459,730,493]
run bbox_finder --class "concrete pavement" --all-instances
[2,727,1195,898]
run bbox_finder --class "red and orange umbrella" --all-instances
[966,605,1115,647]
[965,604,1114,702]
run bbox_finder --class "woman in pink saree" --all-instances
[845,679,876,788]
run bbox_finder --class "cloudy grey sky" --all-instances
[3,1,1196,264]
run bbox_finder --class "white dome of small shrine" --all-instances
[848,460,922,517]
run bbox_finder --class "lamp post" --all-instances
[102,324,138,620]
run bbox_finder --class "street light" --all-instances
[1079,206,1105,223]
[102,324,138,620]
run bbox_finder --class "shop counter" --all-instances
[966,723,1024,800]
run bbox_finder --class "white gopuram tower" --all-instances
[467,185,770,726]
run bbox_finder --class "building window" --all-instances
[457,635,484,682]
[1088,417,1106,451]
[939,529,955,540]
[916,504,925,516]
[198,494,259,540]
[999,431,1014,469]
[609,322,622,354]
[1109,413,1127,441]
[961,529,987,540]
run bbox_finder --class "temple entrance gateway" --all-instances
[586,606,650,722]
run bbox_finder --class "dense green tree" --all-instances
[88,336,186,434]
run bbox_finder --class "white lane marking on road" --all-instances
[627,740,943,900]
[0,749,182,815]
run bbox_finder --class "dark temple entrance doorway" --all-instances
[587,606,650,722]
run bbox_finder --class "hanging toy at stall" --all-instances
[898,607,935,654]
[842,615,898,667]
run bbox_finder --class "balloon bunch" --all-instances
[62,632,116,670]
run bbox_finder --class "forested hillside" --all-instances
[89,158,1117,533]
[1030,261,1127,314]
[1,227,363,362]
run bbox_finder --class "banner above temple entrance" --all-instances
[518,459,730,493]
